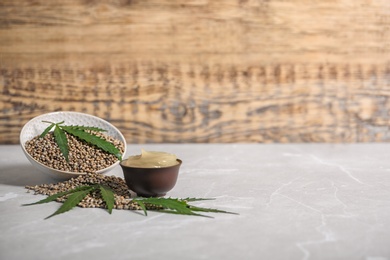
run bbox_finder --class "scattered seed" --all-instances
[25,173,142,210]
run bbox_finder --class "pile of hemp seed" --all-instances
[25,131,124,173]
[26,173,146,210]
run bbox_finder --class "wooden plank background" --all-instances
[1,0,390,144]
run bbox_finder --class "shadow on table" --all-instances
[0,164,56,186]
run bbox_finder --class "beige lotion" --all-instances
[122,149,179,168]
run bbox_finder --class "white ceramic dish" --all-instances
[20,111,127,180]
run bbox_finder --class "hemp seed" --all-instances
[25,131,124,173]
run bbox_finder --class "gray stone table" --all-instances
[1,144,390,260]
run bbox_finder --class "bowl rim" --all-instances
[120,159,182,170]
[20,111,127,177]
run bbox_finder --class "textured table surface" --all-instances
[1,144,390,260]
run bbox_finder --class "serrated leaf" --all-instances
[39,122,55,138]
[61,126,122,160]
[45,188,93,219]
[23,190,69,206]
[23,185,93,206]
[132,197,238,217]
[134,199,148,216]
[99,185,115,214]
[132,198,205,217]
[155,209,210,217]
[188,205,238,215]
[67,125,107,132]
[53,125,69,162]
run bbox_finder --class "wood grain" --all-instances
[1,0,390,144]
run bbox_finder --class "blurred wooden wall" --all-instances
[1,0,390,144]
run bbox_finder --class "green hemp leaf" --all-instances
[23,184,116,219]
[132,197,237,217]
[22,185,92,206]
[61,126,122,160]
[39,122,56,138]
[23,184,237,219]
[66,125,107,132]
[54,124,69,162]
[39,121,122,162]
[99,185,115,214]
[45,188,94,219]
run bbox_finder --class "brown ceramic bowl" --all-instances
[120,159,182,197]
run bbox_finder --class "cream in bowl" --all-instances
[121,149,179,168]
[120,149,182,197]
